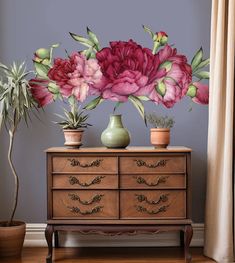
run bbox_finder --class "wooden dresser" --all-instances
[45,147,193,262]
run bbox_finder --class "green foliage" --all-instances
[69,28,101,59]
[0,62,37,132]
[191,47,210,80]
[83,96,104,110]
[55,98,91,130]
[129,95,146,124]
[146,113,175,129]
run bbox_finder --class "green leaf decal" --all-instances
[33,62,50,79]
[196,58,210,70]
[83,96,104,110]
[191,47,203,70]
[69,32,94,48]
[186,85,197,98]
[137,96,150,101]
[129,95,146,124]
[87,27,100,51]
[142,25,155,39]
[195,71,209,79]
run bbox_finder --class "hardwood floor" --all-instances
[0,247,215,263]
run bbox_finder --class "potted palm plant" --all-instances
[55,96,91,147]
[146,113,175,148]
[0,62,37,258]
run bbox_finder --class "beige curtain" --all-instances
[204,0,235,262]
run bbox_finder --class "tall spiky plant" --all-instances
[0,62,37,226]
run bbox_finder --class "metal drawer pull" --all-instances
[134,159,168,168]
[135,205,170,215]
[67,205,103,215]
[134,175,169,186]
[68,158,103,167]
[69,175,106,186]
[68,193,104,205]
[135,194,169,205]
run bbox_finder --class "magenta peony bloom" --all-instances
[29,79,53,107]
[150,45,192,108]
[48,52,102,102]
[191,82,209,104]
[92,40,165,102]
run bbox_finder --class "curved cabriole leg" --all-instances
[45,224,53,263]
[184,225,193,263]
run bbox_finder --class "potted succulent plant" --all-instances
[0,62,37,258]
[55,96,91,147]
[146,113,175,148]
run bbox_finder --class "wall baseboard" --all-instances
[24,223,204,247]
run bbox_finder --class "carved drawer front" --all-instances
[121,174,186,189]
[53,190,118,219]
[120,156,186,174]
[53,174,118,189]
[52,156,117,173]
[120,190,186,219]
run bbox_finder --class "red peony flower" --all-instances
[92,40,166,102]
[148,45,192,108]
[192,82,209,104]
[29,79,53,107]
[48,52,102,102]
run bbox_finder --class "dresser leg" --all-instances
[54,230,59,248]
[184,225,193,263]
[45,224,53,263]
[180,230,184,247]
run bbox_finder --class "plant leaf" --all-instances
[191,47,203,70]
[137,96,150,101]
[196,58,210,70]
[69,32,94,48]
[142,25,155,39]
[194,71,210,79]
[83,96,104,110]
[129,95,146,124]
[33,61,50,79]
[87,27,100,50]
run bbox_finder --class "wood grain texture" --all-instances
[120,190,186,219]
[52,156,117,173]
[53,190,119,219]
[121,173,186,189]
[53,174,118,189]
[46,146,192,153]
[0,247,215,263]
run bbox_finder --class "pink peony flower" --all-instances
[29,79,53,107]
[191,82,209,104]
[48,52,102,102]
[92,40,165,102]
[150,45,192,108]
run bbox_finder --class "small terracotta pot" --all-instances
[63,129,84,148]
[0,221,26,258]
[150,128,170,148]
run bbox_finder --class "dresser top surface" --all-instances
[46,146,192,153]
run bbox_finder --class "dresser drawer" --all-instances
[52,156,117,173]
[120,174,186,189]
[120,156,186,174]
[53,190,118,219]
[120,190,186,219]
[53,174,118,189]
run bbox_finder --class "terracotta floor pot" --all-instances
[0,221,26,258]
[150,128,170,148]
[63,129,84,148]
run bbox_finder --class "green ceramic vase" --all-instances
[101,114,130,148]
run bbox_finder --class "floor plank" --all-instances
[0,247,215,263]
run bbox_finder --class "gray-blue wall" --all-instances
[0,0,211,223]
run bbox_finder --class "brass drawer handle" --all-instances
[135,205,170,215]
[69,175,106,187]
[134,159,168,168]
[68,158,103,168]
[135,194,169,205]
[68,193,104,205]
[134,175,169,186]
[67,205,103,215]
